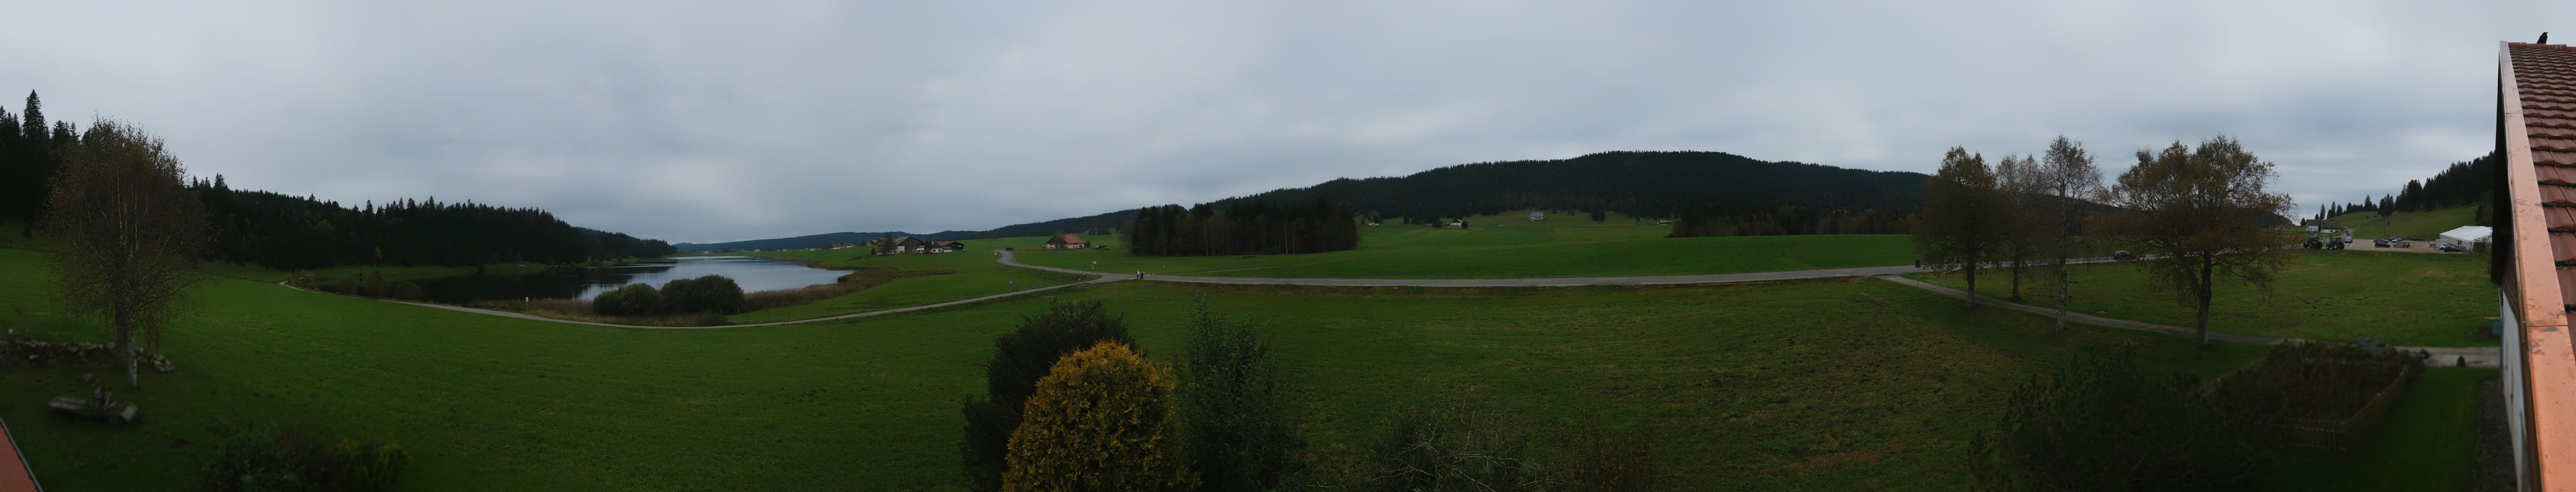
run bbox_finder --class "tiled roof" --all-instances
[2512,42,2576,308]
[2503,40,2576,490]
[1051,234,1087,244]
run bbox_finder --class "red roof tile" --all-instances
[2502,40,2576,489]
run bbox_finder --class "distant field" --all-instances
[1909,249,2497,347]
[0,245,2284,490]
[1005,211,1916,279]
[718,248,1085,324]
[2331,205,2479,241]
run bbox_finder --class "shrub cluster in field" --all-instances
[1967,343,2423,491]
[591,275,747,316]
[201,424,408,492]
[958,300,1666,492]
[325,271,424,301]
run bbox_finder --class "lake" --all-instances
[398,256,850,304]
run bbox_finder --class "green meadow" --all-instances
[1007,211,1917,279]
[0,244,2305,491]
[1908,249,2498,347]
[2331,205,2480,241]
[715,247,1086,324]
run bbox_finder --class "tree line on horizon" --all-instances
[1123,198,1360,257]
[2314,154,2495,221]
[0,91,675,270]
[196,180,676,269]
[952,150,1934,242]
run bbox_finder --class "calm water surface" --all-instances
[406,256,847,304]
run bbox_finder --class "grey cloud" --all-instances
[0,0,2544,242]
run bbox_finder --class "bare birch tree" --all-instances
[42,120,210,386]
[2096,136,2295,346]
[1994,154,2047,301]
[2035,135,2102,332]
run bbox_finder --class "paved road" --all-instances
[998,249,2128,286]
[269,246,2507,368]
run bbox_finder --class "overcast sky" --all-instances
[0,1,2553,243]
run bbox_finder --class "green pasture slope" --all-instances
[714,247,1085,324]
[1010,211,1917,279]
[2331,205,2479,241]
[0,243,2298,491]
[1910,249,2498,347]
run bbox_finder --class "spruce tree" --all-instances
[19,91,41,141]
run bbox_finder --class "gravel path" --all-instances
[1877,274,2498,367]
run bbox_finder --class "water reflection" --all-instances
[400,256,848,304]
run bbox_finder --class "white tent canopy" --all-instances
[2438,225,2493,247]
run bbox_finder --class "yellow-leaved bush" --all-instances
[1000,341,1195,492]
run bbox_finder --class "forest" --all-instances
[960,150,1931,240]
[1123,198,1360,256]
[195,181,676,269]
[2317,154,2496,219]
[0,91,675,269]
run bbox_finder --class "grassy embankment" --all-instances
[1012,210,1918,279]
[1908,249,2496,347]
[0,242,2301,491]
[2330,205,2479,241]
[715,245,1085,324]
[2258,367,2497,491]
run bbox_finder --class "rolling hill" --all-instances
[712,150,1932,249]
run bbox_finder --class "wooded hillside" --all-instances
[951,150,1930,239]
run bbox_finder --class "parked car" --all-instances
[2436,243,2465,253]
[2112,250,2137,261]
[2373,238,2389,248]
[2393,238,2411,248]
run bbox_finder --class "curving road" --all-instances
[996,249,2127,286]
[270,248,2506,366]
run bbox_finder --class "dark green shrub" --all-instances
[361,271,391,298]
[589,283,660,316]
[960,300,1135,492]
[2215,342,2421,422]
[391,282,423,302]
[1559,419,1660,492]
[203,425,410,492]
[660,275,747,315]
[1179,299,1302,492]
[1358,405,1547,492]
[1968,347,2270,492]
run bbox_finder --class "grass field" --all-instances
[717,248,1086,324]
[2331,205,2480,241]
[1006,217,1917,279]
[2257,368,2496,492]
[0,244,2282,490]
[1908,249,2497,347]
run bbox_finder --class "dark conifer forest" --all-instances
[2320,154,2494,219]
[963,150,1930,241]
[0,91,676,269]
[194,181,676,269]
[1123,198,1360,256]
